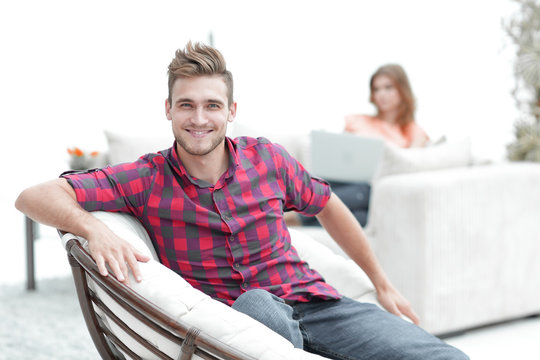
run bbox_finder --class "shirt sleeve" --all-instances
[60,155,157,217]
[270,142,331,217]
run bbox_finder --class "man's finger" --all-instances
[120,260,131,286]
[126,252,143,283]
[401,305,420,325]
[95,255,109,277]
[107,257,125,282]
[389,304,402,318]
[381,298,401,318]
[133,248,151,263]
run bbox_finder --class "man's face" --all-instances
[165,75,236,158]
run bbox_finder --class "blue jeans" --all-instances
[232,289,468,360]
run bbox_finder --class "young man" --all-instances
[15,42,467,359]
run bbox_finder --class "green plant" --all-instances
[504,0,540,161]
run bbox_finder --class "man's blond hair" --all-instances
[167,41,234,106]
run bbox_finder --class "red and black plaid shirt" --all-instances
[62,136,341,305]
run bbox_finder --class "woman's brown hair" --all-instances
[369,64,415,129]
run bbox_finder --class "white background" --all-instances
[0,0,521,280]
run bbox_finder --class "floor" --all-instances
[3,224,540,360]
[444,316,540,359]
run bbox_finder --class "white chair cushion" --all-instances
[63,211,328,360]
[289,228,375,301]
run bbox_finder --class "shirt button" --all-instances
[242,282,249,288]
[223,215,232,221]
[234,263,240,269]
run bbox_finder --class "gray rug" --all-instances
[0,277,100,359]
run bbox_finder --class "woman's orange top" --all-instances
[344,114,429,148]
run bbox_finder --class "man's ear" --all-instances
[165,99,172,120]
[228,102,237,123]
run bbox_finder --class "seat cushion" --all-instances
[63,211,328,360]
[373,138,472,182]
[288,228,375,301]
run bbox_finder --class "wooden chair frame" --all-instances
[64,235,255,360]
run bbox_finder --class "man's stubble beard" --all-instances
[174,133,226,157]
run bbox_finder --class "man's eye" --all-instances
[179,103,192,108]
[208,104,220,109]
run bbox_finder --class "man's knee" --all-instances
[232,289,280,313]
[232,289,303,348]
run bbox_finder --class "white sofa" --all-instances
[275,129,540,335]
[102,125,540,336]
[368,162,540,335]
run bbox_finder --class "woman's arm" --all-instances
[407,122,430,147]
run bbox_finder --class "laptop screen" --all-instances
[310,130,385,182]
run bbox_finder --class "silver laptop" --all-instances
[310,130,385,182]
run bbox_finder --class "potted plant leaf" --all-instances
[504,0,540,162]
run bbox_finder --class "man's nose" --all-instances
[192,106,208,125]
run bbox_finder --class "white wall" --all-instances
[0,0,520,281]
[221,0,519,158]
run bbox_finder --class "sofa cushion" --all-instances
[104,129,172,165]
[227,122,312,171]
[373,137,472,181]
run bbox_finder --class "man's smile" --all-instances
[187,129,213,137]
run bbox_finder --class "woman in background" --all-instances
[345,64,429,148]
[288,65,429,228]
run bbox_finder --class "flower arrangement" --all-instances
[67,147,102,170]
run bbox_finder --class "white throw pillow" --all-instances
[372,138,472,182]
[228,122,312,170]
[104,129,173,165]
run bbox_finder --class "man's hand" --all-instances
[376,285,420,325]
[316,193,420,325]
[87,227,151,286]
[15,179,151,286]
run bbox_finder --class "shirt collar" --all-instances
[166,137,239,188]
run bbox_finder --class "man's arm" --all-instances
[15,179,150,284]
[315,192,420,324]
